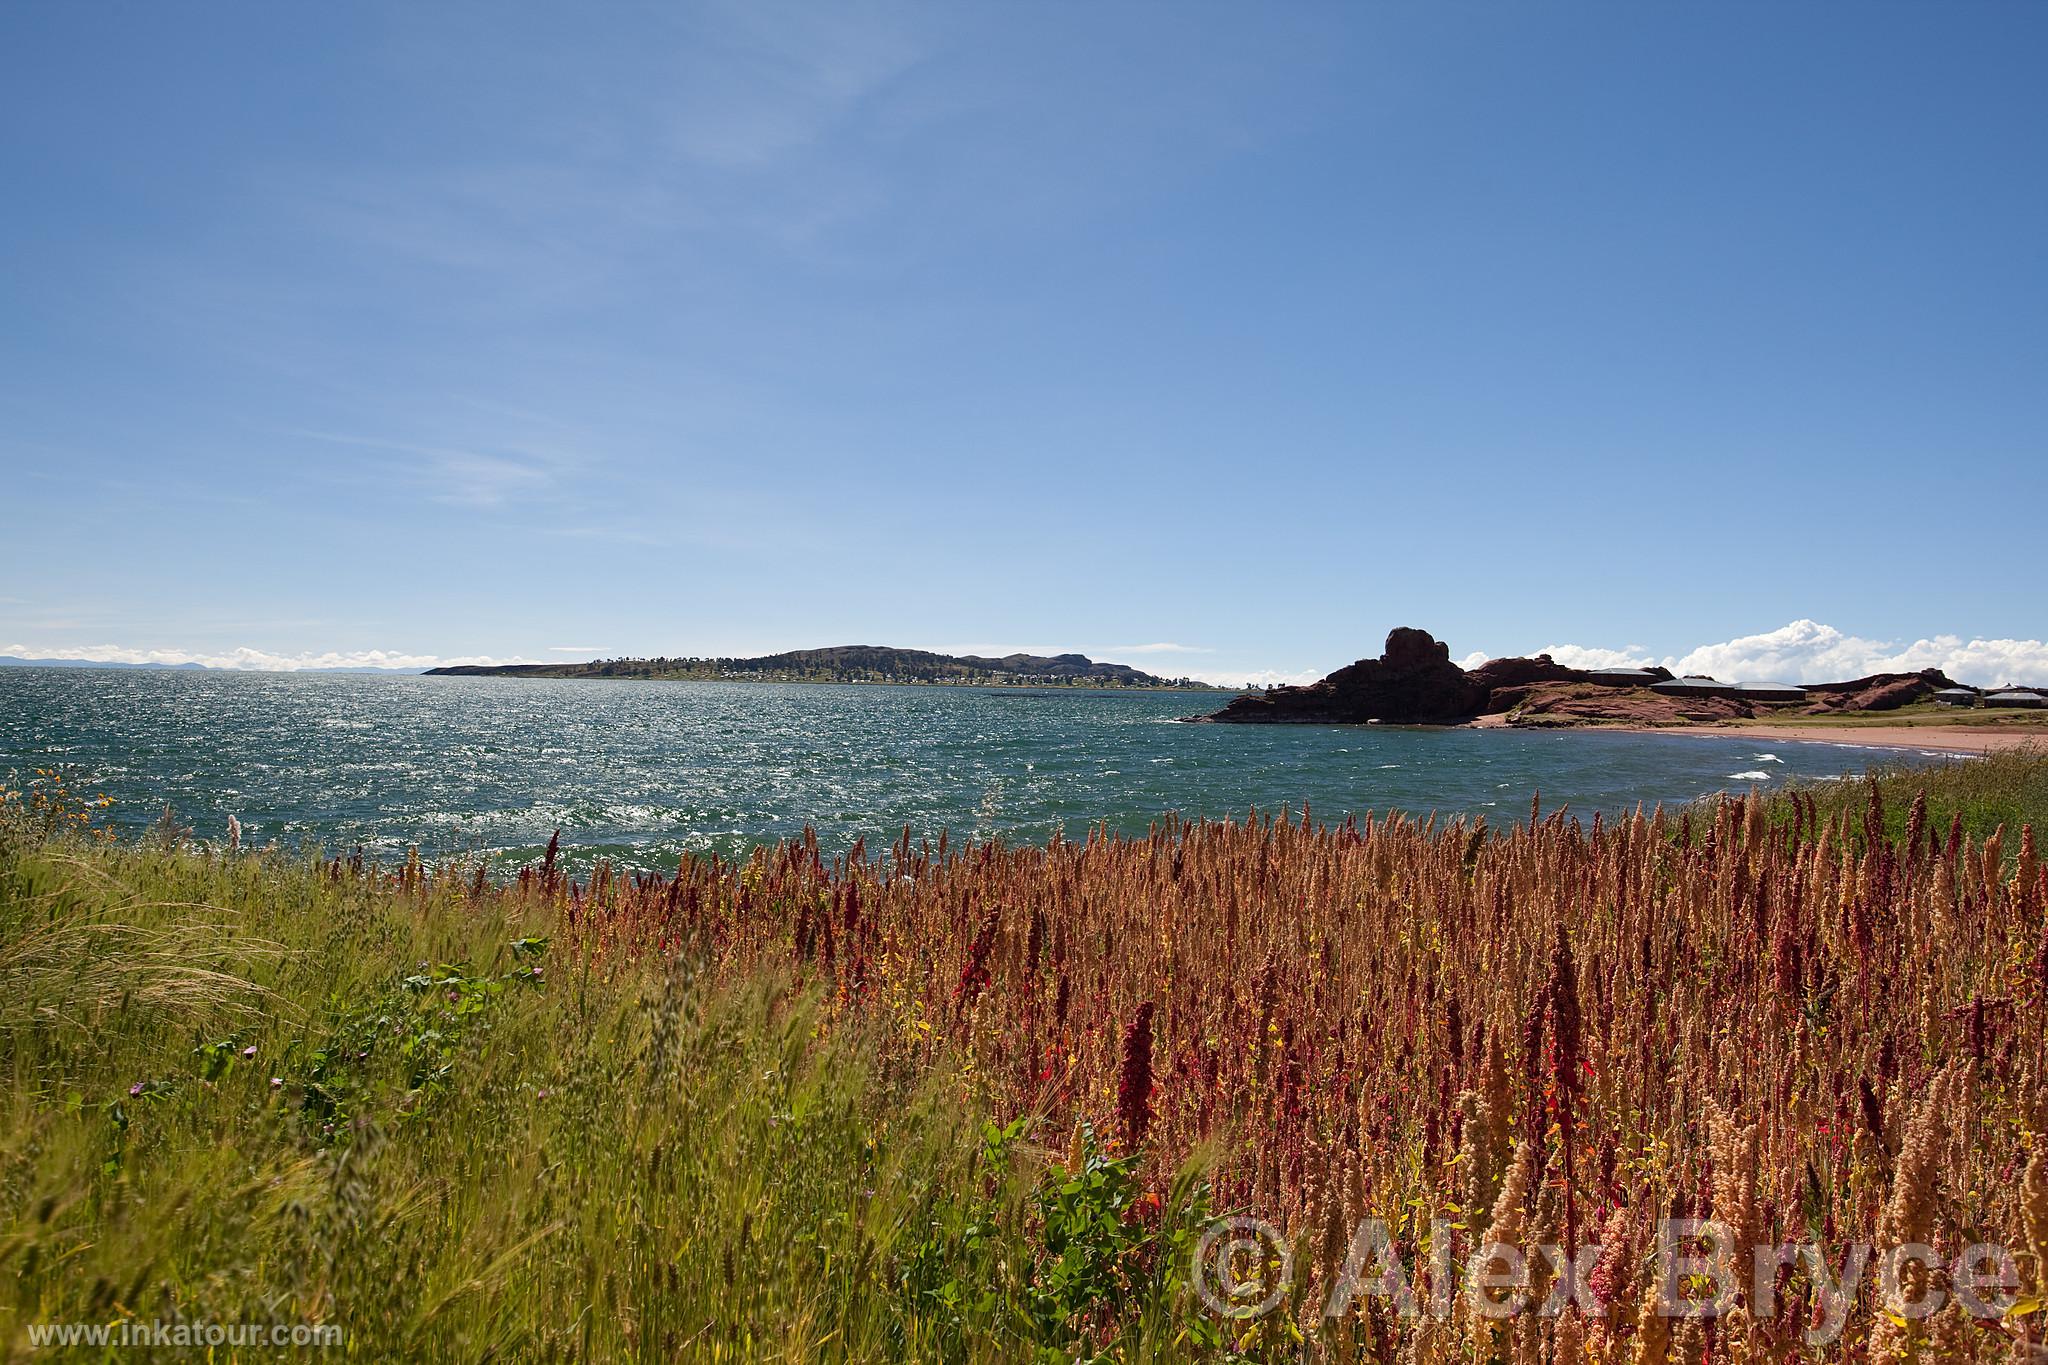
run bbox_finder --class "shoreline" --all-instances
[425,672,1228,694]
[1483,718,2043,755]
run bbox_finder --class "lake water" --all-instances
[0,667,1945,870]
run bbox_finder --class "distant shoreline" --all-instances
[426,672,1230,693]
[425,643,1223,691]
[0,661,1230,691]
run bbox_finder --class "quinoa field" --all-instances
[3,753,2046,1361]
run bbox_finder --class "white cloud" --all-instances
[549,646,600,654]
[1185,666,1328,690]
[1,643,539,673]
[1471,620,2048,688]
[1667,621,2048,687]
[1465,645,1652,671]
[1104,642,1211,655]
[1531,642,1656,671]
[1878,636,2048,687]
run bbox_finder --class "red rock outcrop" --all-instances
[1202,632,1682,726]
[1802,668,1958,712]
[1487,681,1750,726]
[1200,635,1965,728]
[1203,628,1484,724]
[1465,654,1580,692]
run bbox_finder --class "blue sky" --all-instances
[3,2,2044,684]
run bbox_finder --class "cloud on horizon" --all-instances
[1476,620,2048,688]
[1,643,538,673]
[1199,667,1328,689]
[13,620,2046,689]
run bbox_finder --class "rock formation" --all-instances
[1802,669,1957,712]
[1199,630,1965,727]
[1202,628,1485,724]
[1484,683,1750,727]
[1464,654,1589,693]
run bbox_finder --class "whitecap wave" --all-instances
[1727,770,1774,781]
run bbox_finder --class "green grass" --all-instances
[1744,700,2048,728]
[0,824,1224,1362]
[1772,744,2048,847]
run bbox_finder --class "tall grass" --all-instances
[1786,744,2048,846]
[548,775,2048,1359]
[4,756,2046,1360]
[0,806,1227,1361]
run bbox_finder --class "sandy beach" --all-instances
[1540,721,2044,755]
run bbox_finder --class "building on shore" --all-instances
[1984,689,2046,708]
[1733,680,1808,703]
[1651,676,1739,698]
[1588,668,1661,686]
[1933,687,1980,707]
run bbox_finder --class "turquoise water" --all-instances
[0,667,1944,869]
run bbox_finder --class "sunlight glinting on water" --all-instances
[0,669,1937,872]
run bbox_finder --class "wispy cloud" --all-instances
[658,2,929,171]
[549,646,599,654]
[284,429,568,508]
[538,525,669,547]
[283,2,939,307]
[1105,642,1211,655]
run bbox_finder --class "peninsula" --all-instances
[426,645,1218,690]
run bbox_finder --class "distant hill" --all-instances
[0,656,211,671]
[425,645,1216,689]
